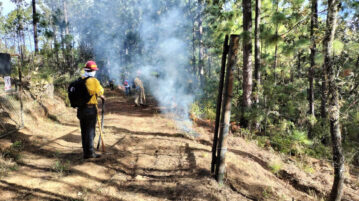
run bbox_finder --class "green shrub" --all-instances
[256,136,270,148]
[53,160,71,175]
[190,101,216,120]
[3,141,24,162]
[269,160,283,174]
[257,119,317,157]
[0,156,18,178]
[53,74,75,106]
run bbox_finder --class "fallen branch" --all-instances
[0,129,18,139]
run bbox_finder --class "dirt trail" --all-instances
[0,90,358,201]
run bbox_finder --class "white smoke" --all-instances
[64,0,199,135]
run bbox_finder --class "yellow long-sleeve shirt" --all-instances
[84,77,104,105]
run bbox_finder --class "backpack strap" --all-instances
[82,76,95,99]
[83,76,100,100]
[82,76,92,81]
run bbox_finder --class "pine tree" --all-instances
[322,0,345,200]
[241,0,253,128]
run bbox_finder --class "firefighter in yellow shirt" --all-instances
[77,60,105,159]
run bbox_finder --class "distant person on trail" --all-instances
[109,80,115,90]
[133,71,146,107]
[78,60,105,159]
[124,79,130,96]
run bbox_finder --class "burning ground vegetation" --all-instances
[0,88,357,201]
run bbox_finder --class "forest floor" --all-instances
[0,89,358,201]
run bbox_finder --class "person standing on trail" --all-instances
[133,71,146,107]
[77,60,105,159]
[124,79,130,96]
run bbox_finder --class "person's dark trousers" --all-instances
[77,105,97,158]
[125,87,130,96]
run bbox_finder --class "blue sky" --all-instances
[1,0,30,15]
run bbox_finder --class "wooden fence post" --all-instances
[215,35,240,184]
[211,35,229,174]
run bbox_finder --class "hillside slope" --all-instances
[0,89,358,201]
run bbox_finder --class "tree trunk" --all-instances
[323,1,345,200]
[192,20,196,74]
[63,0,69,35]
[207,48,212,78]
[215,35,240,184]
[321,72,328,118]
[16,9,25,127]
[211,35,229,175]
[253,0,261,130]
[198,0,204,86]
[32,0,39,53]
[59,25,65,72]
[273,44,278,83]
[254,0,261,106]
[308,0,317,139]
[53,23,60,68]
[273,0,279,84]
[297,51,302,78]
[189,0,196,74]
[241,0,253,128]
[51,4,60,70]
[63,0,74,73]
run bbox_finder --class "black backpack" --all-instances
[68,77,92,108]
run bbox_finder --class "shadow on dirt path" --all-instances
[0,89,251,201]
[1,89,358,201]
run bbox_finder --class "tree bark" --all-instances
[273,0,279,84]
[198,0,205,86]
[211,35,229,175]
[207,48,212,78]
[32,0,39,53]
[321,72,328,118]
[63,0,69,35]
[192,20,196,74]
[323,1,345,200]
[273,44,278,83]
[253,0,261,130]
[189,0,196,74]
[241,0,253,128]
[308,0,317,139]
[50,4,60,69]
[15,2,25,128]
[297,51,302,78]
[254,0,261,106]
[215,35,240,184]
[63,0,74,73]
[53,22,60,68]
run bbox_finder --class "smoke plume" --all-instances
[65,0,199,135]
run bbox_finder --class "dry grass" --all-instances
[0,89,358,201]
[0,155,18,178]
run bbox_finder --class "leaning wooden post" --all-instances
[215,35,240,184]
[211,35,229,174]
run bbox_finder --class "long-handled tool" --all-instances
[96,98,105,152]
